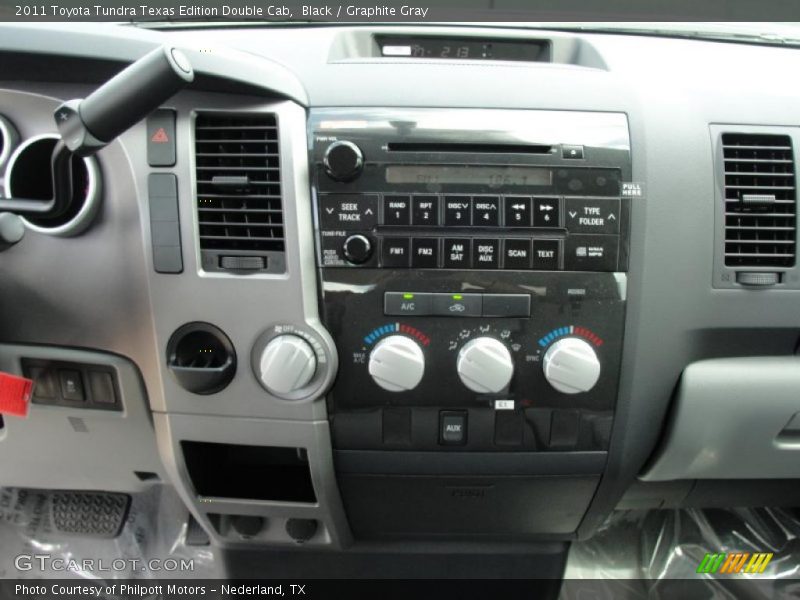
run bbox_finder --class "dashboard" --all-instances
[1,21,800,556]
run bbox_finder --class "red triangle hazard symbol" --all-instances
[151,128,169,143]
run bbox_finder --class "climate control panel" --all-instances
[321,269,624,452]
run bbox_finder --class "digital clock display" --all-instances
[385,165,552,187]
[377,36,549,62]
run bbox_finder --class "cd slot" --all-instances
[387,142,553,154]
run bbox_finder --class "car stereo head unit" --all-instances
[310,108,631,273]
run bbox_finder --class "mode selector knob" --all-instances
[259,335,317,395]
[457,337,514,394]
[368,335,425,392]
[542,337,601,394]
[323,140,363,182]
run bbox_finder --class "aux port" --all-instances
[5,134,101,236]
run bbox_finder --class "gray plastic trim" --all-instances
[153,412,352,549]
[0,344,166,492]
[0,114,19,175]
[642,356,800,481]
[7,134,102,237]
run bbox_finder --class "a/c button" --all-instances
[384,292,433,316]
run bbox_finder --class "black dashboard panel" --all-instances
[1,22,800,552]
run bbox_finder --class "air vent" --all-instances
[0,115,19,171]
[722,133,796,268]
[195,113,285,273]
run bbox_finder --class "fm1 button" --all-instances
[440,411,467,445]
[382,237,410,268]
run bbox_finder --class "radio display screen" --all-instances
[385,165,552,187]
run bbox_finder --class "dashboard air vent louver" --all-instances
[195,112,284,272]
[722,133,796,268]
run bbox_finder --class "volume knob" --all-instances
[457,337,514,394]
[542,337,600,394]
[258,335,317,395]
[323,140,363,182]
[368,335,425,392]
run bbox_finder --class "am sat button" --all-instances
[384,292,433,316]
[432,293,482,317]
[440,411,467,445]
[443,238,471,269]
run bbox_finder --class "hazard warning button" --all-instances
[147,108,176,167]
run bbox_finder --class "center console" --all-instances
[310,108,631,540]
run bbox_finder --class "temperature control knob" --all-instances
[323,140,363,182]
[368,335,425,392]
[259,335,317,395]
[542,337,601,394]
[457,337,514,394]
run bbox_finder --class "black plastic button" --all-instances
[440,411,467,445]
[320,194,378,230]
[432,293,482,317]
[382,237,411,268]
[59,370,85,402]
[384,292,433,316]
[533,240,560,270]
[473,239,500,269]
[562,145,584,160]
[564,235,619,271]
[504,197,532,227]
[88,371,116,405]
[533,197,560,227]
[482,294,531,317]
[564,198,620,234]
[503,239,532,270]
[343,234,373,264]
[412,196,439,226]
[411,238,439,268]
[443,238,471,269]
[384,195,411,226]
[29,367,56,400]
[472,196,500,226]
[444,196,471,226]
[147,109,176,167]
